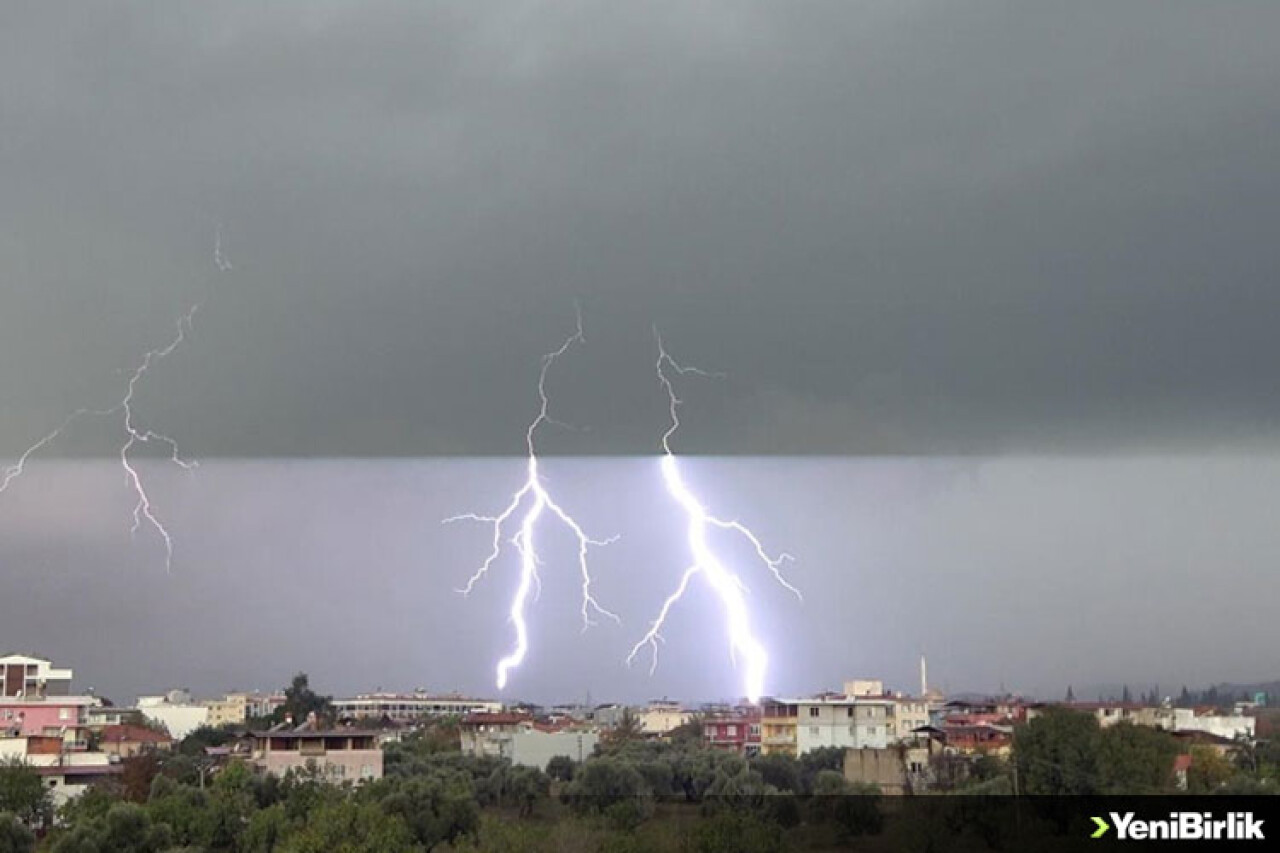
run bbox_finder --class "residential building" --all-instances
[889,695,932,741]
[0,734,120,807]
[702,707,762,755]
[458,712,531,759]
[794,696,893,753]
[0,695,97,749]
[99,724,173,758]
[137,690,209,740]
[334,692,502,723]
[761,694,893,756]
[590,704,630,729]
[843,680,885,697]
[1147,707,1256,740]
[249,726,382,782]
[458,713,598,768]
[0,654,73,697]
[85,705,143,731]
[637,700,692,735]
[761,700,799,756]
[206,693,251,728]
[246,693,286,720]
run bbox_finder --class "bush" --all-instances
[546,755,576,783]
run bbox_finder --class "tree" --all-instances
[504,766,550,817]
[799,747,845,793]
[603,708,644,748]
[1013,707,1101,795]
[120,754,161,803]
[369,774,480,848]
[1095,722,1178,794]
[1122,685,1132,704]
[667,713,705,748]
[566,756,650,811]
[0,812,35,853]
[0,761,50,829]
[48,803,173,853]
[275,673,334,727]
[1186,746,1235,793]
[276,800,417,853]
[1065,686,1075,702]
[546,755,575,783]
[751,752,801,793]
[176,726,233,757]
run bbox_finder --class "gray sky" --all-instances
[3,2,1280,456]
[2,4,1279,704]
[1,457,1276,704]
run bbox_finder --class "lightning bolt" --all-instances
[444,309,618,691]
[626,330,801,703]
[1,230,228,571]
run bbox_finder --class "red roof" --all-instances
[462,712,528,726]
[1173,754,1193,772]
[101,725,171,745]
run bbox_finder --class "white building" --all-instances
[0,735,120,807]
[792,696,894,753]
[1151,707,1256,741]
[0,654,74,697]
[334,692,502,722]
[137,690,209,740]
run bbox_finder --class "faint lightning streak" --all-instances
[2,230,228,571]
[117,305,201,570]
[443,310,618,690]
[626,330,800,703]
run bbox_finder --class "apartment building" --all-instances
[0,654,73,697]
[0,695,98,749]
[637,700,693,735]
[137,690,209,740]
[334,692,502,723]
[250,726,382,782]
[458,713,599,768]
[0,734,120,807]
[762,693,894,756]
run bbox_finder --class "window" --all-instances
[58,707,70,721]
[846,707,854,718]
[726,725,737,736]
[809,726,819,736]
[808,707,819,718]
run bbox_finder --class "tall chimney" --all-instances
[920,654,928,697]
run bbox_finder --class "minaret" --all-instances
[920,654,928,697]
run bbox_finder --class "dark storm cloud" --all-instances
[3,2,1280,456]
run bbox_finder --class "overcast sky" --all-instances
[3,457,1277,705]
[3,4,1279,703]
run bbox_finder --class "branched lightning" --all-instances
[444,310,618,690]
[1,230,229,571]
[626,330,801,703]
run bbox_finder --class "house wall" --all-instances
[509,730,599,768]
[254,749,382,782]
[843,747,908,794]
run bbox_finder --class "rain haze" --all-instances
[2,2,1279,704]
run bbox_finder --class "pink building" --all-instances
[0,696,96,749]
